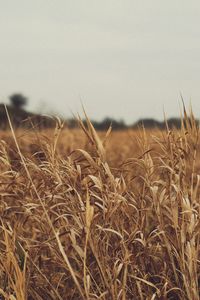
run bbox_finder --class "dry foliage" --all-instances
[0,109,199,299]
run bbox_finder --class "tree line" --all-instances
[0,93,198,130]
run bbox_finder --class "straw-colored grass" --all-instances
[0,109,199,299]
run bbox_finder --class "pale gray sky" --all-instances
[1,0,200,123]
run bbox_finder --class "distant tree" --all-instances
[167,118,181,129]
[93,117,127,131]
[133,118,162,129]
[9,93,28,110]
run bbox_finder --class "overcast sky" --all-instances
[1,1,200,123]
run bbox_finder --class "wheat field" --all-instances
[0,110,199,300]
